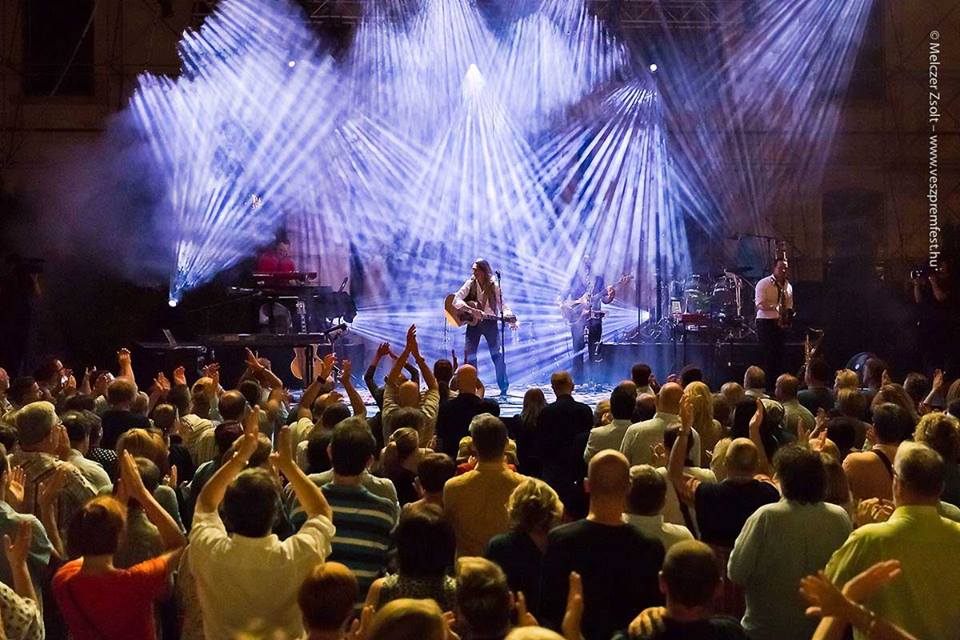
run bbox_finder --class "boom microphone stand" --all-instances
[496,270,507,395]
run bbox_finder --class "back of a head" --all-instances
[133,456,162,495]
[663,426,694,464]
[67,495,127,558]
[904,373,931,406]
[587,450,630,498]
[63,394,95,413]
[469,413,508,461]
[368,598,446,640]
[820,453,851,507]
[223,468,280,537]
[863,358,887,387]
[775,374,799,401]
[456,557,512,638]
[825,417,857,456]
[661,540,720,608]
[773,445,825,503]
[725,438,759,476]
[456,365,479,394]
[434,359,454,384]
[386,406,425,437]
[628,465,667,516]
[679,365,703,387]
[398,380,421,408]
[872,402,909,444]
[914,412,960,462]
[237,380,262,409]
[712,393,731,427]
[720,382,745,407]
[16,401,56,448]
[321,403,353,430]
[218,390,248,422]
[298,562,358,634]
[836,388,866,419]
[117,428,166,470]
[835,369,859,390]
[634,393,657,422]
[395,503,455,579]
[417,453,457,494]
[744,366,766,391]
[507,478,563,534]
[550,371,574,395]
[107,378,137,406]
[214,421,243,456]
[807,358,832,386]
[631,363,652,387]
[609,384,636,421]
[62,410,92,446]
[657,383,683,414]
[506,628,566,640]
[8,377,37,406]
[190,390,211,417]
[895,442,945,501]
[330,418,376,476]
[152,404,177,434]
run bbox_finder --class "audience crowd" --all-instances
[0,326,956,640]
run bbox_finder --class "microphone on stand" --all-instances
[494,270,501,279]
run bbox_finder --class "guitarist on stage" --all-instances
[755,257,794,381]
[562,256,624,381]
[452,259,516,396]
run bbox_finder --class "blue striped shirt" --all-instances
[320,483,397,601]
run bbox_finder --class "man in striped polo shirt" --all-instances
[321,417,398,603]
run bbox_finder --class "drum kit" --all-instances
[638,268,756,342]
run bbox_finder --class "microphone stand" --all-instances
[496,271,506,394]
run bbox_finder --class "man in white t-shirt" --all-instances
[189,419,335,640]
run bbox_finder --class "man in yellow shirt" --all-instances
[443,414,527,557]
[824,442,960,640]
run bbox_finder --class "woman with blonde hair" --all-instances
[684,382,722,466]
[834,369,860,393]
[484,478,563,616]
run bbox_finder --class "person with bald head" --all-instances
[537,371,594,517]
[667,394,779,550]
[383,325,440,443]
[620,382,701,468]
[435,364,499,458]
[540,450,664,640]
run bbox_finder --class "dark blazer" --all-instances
[435,393,499,458]
[536,395,593,502]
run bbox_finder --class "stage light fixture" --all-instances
[649,63,658,72]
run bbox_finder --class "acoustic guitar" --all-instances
[444,294,517,328]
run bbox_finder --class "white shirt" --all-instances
[755,275,793,320]
[452,276,513,319]
[620,412,701,468]
[625,513,694,551]
[584,419,632,463]
[188,509,335,640]
[656,466,716,536]
[66,450,112,492]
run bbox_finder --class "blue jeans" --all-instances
[465,319,509,393]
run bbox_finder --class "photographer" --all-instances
[912,261,957,375]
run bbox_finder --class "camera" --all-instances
[911,266,932,281]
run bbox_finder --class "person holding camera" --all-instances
[912,261,957,375]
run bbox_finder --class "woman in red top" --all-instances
[52,451,186,640]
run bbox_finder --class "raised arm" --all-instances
[748,398,772,476]
[386,326,416,388]
[272,426,332,521]
[196,410,261,514]
[340,360,366,419]
[244,349,284,390]
[118,451,186,551]
[667,393,700,506]
[117,347,136,386]
[409,331,437,391]
[3,521,38,605]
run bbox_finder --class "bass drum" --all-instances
[711,275,741,318]
[682,274,711,314]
